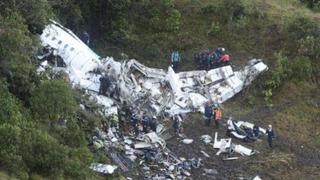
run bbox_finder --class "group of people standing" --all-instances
[130,112,158,137]
[204,102,222,129]
[170,47,231,73]
[194,47,231,70]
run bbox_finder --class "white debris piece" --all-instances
[39,21,268,118]
[253,175,262,180]
[201,135,212,144]
[213,132,255,156]
[89,163,117,174]
[200,150,210,158]
[223,157,239,161]
[213,132,232,155]
[234,144,255,156]
[182,139,193,144]
[143,132,166,148]
[134,142,152,149]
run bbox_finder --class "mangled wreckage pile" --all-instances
[38,20,268,178]
[39,21,268,116]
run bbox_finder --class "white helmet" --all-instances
[221,48,225,52]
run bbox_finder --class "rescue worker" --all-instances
[266,124,275,148]
[219,52,230,66]
[253,125,260,138]
[130,113,139,136]
[204,102,213,126]
[213,107,222,129]
[204,50,211,70]
[171,50,181,72]
[142,112,150,133]
[194,52,201,70]
[210,48,224,69]
[173,114,182,134]
[215,47,225,59]
[99,73,111,96]
[82,31,90,46]
[150,116,158,132]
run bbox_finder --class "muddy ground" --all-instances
[159,101,319,180]
[162,104,320,180]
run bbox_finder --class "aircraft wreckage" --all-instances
[38,21,268,117]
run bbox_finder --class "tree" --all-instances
[30,80,76,123]
[0,0,52,33]
[0,80,24,125]
[0,13,39,103]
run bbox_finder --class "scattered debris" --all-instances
[200,150,210,158]
[213,132,256,156]
[182,138,194,144]
[201,134,212,144]
[227,118,266,142]
[89,163,117,174]
[203,168,218,175]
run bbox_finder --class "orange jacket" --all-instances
[214,109,222,120]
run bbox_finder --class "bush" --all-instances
[200,4,219,14]
[207,21,221,36]
[286,15,319,41]
[0,81,24,125]
[263,52,313,101]
[221,0,246,22]
[0,0,52,33]
[0,14,39,103]
[30,80,76,123]
[298,35,320,59]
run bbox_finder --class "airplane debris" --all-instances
[201,134,212,144]
[38,21,269,179]
[200,150,210,158]
[182,138,193,144]
[227,118,266,141]
[213,132,256,156]
[39,20,268,118]
[203,168,218,175]
[89,163,117,174]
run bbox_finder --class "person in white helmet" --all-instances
[210,47,226,68]
[266,124,275,148]
[150,116,158,132]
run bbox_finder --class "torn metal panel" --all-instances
[213,132,255,157]
[234,144,255,156]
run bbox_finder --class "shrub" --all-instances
[30,80,76,123]
[0,81,24,125]
[286,15,319,41]
[207,21,221,36]
[263,52,313,101]
[221,0,246,22]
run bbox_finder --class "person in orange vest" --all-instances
[213,107,222,129]
[218,52,230,66]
